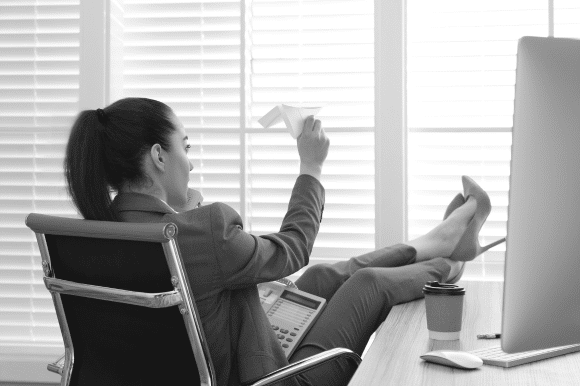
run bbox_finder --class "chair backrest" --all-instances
[26,213,216,386]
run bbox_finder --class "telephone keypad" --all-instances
[259,281,326,358]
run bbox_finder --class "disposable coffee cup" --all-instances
[422,281,465,340]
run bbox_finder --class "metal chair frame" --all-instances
[26,213,361,386]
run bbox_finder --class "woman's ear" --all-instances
[150,143,165,171]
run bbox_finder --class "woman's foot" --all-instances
[444,259,465,284]
[408,196,477,262]
[441,194,467,282]
[448,176,506,261]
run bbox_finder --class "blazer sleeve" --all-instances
[210,174,325,289]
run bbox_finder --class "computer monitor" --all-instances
[502,36,580,353]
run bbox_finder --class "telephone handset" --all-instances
[273,277,298,289]
[173,188,204,212]
[258,279,326,358]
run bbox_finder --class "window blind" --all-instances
[118,0,242,211]
[0,0,79,381]
[1,2,374,380]
[406,0,550,279]
[118,0,375,272]
[247,0,375,270]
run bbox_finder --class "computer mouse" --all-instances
[420,350,483,369]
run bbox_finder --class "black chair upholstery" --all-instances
[51,237,200,385]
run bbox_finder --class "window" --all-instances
[116,0,375,270]
[407,0,552,279]
[2,0,579,382]
[1,0,374,381]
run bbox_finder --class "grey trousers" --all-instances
[289,244,452,386]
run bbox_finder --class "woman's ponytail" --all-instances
[64,98,175,221]
[65,110,117,221]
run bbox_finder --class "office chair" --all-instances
[26,213,362,386]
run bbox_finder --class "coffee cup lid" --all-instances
[422,280,465,295]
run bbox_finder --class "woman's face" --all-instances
[162,114,194,207]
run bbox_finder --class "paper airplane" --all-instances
[258,104,322,139]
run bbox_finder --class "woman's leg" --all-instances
[294,196,475,301]
[294,244,417,301]
[291,257,451,386]
[288,197,477,385]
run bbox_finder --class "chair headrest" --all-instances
[25,213,178,242]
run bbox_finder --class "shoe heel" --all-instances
[479,237,506,254]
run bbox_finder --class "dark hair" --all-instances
[64,97,175,221]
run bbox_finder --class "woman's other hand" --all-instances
[297,116,329,181]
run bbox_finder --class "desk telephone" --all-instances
[258,279,326,358]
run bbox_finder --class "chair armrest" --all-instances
[47,353,65,375]
[245,347,362,386]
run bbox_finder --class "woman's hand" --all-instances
[297,116,329,181]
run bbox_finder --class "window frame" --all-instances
[375,0,406,248]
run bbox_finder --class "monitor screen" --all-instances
[502,36,580,353]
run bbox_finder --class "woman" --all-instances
[64,97,503,386]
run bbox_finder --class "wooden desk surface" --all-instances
[348,281,580,386]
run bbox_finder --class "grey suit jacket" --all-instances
[111,174,324,386]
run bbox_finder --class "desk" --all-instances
[348,281,580,385]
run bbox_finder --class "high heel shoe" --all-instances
[448,176,506,261]
[443,193,466,283]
